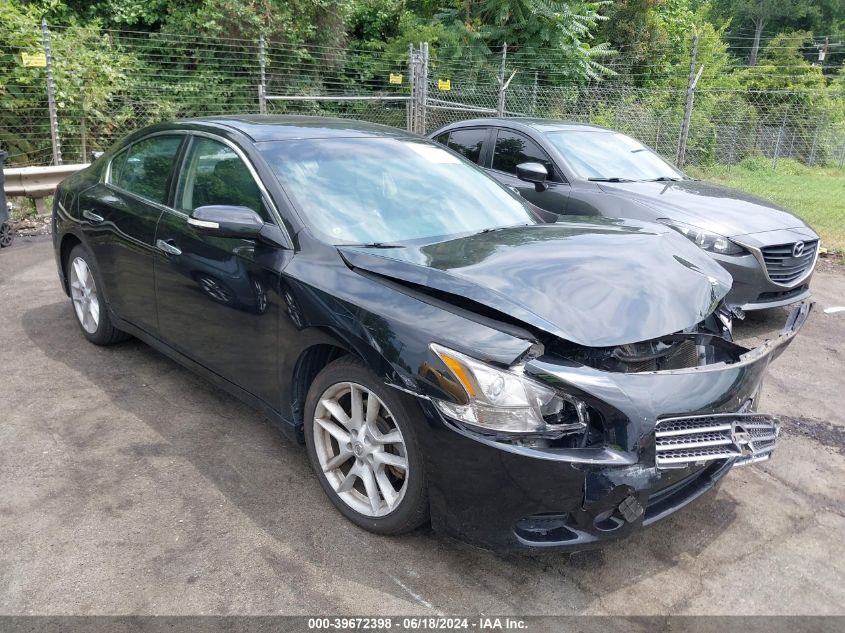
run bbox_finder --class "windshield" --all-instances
[258,137,535,244]
[544,130,685,182]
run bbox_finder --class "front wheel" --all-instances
[304,357,429,535]
[66,243,128,345]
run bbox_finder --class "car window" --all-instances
[111,135,182,204]
[259,137,535,245]
[176,137,267,220]
[492,130,556,180]
[544,130,685,181]
[432,132,449,146]
[446,128,487,164]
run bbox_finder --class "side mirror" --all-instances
[516,162,549,192]
[188,205,264,240]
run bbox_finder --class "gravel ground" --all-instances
[0,236,843,616]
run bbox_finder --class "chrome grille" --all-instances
[655,413,779,468]
[760,240,817,285]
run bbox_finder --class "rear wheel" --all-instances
[0,222,13,248]
[304,357,429,535]
[67,243,128,345]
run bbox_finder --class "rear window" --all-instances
[111,135,183,204]
[446,128,487,164]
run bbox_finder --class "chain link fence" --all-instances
[2,24,844,245]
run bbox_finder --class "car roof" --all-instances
[437,118,612,134]
[166,115,417,142]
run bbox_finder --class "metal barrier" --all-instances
[3,163,88,213]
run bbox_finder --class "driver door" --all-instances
[153,134,282,405]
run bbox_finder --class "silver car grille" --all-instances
[655,413,779,469]
[760,240,817,285]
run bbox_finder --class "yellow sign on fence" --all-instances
[438,79,451,91]
[21,52,47,68]
[389,73,403,85]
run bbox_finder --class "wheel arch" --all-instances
[289,342,352,432]
[58,232,83,296]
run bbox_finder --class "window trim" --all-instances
[489,127,565,184]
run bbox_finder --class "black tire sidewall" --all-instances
[304,357,429,535]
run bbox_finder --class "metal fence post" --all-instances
[808,117,822,166]
[41,19,62,166]
[531,71,538,116]
[676,34,699,168]
[406,43,414,132]
[258,34,267,115]
[421,42,429,133]
[496,43,507,116]
[772,107,788,169]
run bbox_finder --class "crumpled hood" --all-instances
[598,180,810,237]
[338,221,732,348]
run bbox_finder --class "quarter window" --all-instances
[111,135,183,204]
[492,130,556,180]
[446,128,487,164]
[176,137,267,220]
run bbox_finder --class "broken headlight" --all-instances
[428,343,587,435]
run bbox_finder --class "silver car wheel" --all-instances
[69,256,100,334]
[313,382,409,517]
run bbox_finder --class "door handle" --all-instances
[82,210,104,223]
[156,239,182,256]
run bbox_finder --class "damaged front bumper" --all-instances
[419,301,811,551]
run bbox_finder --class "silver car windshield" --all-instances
[258,137,535,244]
[544,130,685,182]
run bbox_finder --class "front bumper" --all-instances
[416,302,810,551]
[714,228,818,311]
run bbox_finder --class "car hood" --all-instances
[598,180,810,237]
[337,222,732,348]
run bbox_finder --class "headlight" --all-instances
[428,343,588,435]
[659,219,745,255]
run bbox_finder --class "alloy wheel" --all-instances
[0,222,12,248]
[69,256,100,334]
[313,382,409,517]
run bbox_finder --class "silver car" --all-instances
[430,118,819,311]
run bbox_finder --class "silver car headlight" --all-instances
[659,219,746,255]
[428,343,588,435]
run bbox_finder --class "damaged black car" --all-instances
[52,116,809,550]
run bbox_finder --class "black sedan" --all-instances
[430,119,820,311]
[52,116,808,550]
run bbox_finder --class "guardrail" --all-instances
[4,163,88,213]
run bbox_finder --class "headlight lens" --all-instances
[659,219,745,255]
[428,343,588,435]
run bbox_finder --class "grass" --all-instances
[689,158,845,252]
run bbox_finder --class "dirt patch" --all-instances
[779,415,845,456]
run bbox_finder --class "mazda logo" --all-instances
[792,241,805,258]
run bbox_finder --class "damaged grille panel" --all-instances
[655,413,779,468]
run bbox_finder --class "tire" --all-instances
[304,356,429,535]
[66,243,129,345]
[0,221,13,248]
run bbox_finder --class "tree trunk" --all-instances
[749,17,765,67]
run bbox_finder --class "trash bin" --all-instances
[0,149,13,248]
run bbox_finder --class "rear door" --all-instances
[77,133,185,333]
[153,134,284,405]
[488,129,571,212]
